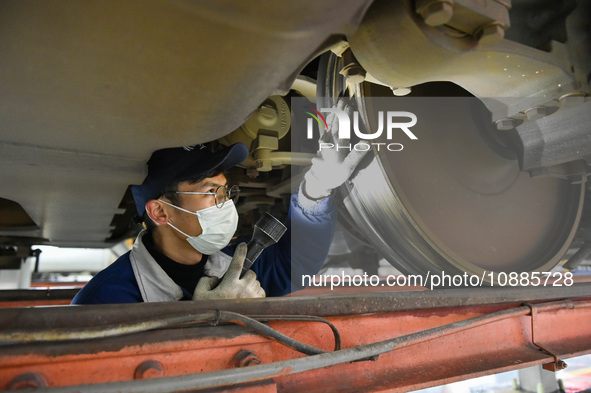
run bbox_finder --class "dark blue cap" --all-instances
[131,143,249,216]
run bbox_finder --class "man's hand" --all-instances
[193,243,266,300]
[304,99,369,199]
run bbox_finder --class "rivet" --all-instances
[134,360,164,379]
[234,349,262,367]
[8,372,48,390]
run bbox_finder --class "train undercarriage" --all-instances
[1,0,591,391]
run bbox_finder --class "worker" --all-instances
[72,100,366,304]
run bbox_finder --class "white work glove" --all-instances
[193,243,266,300]
[303,99,369,199]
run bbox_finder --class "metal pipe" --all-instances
[0,311,330,357]
[267,152,314,167]
[242,152,314,169]
[0,311,217,344]
[563,244,591,270]
[2,284,591,331]
[252,315,342,351]
[34,300,590,393]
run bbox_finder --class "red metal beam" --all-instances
[0,290,590,392]
[0,289,79,308]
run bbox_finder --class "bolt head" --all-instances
[8,373,48,389]
[134,360,164,380]
[234,350,262,367]
[478,24,505,46]
[244,358,261,367]
[560,94,585,106]
[420,1,453,27]
[496,119,516,131]
[525,107,548,120]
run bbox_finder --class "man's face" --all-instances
[167,173,228,237]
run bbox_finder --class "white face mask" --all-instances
[158,199,239,255]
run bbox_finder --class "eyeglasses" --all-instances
[176,185,240,208]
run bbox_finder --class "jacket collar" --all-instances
[129,230,234,302]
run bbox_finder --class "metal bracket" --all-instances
[523,302,569,372]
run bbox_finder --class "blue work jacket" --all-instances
[71,190,336,304]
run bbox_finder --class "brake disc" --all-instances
[337,84,584,279]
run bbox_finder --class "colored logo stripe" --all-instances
[305,107,328,130]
